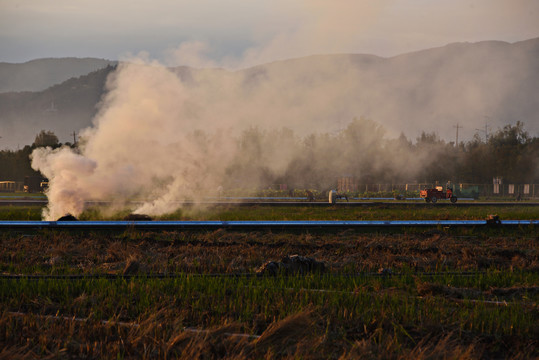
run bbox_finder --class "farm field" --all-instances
[0,204,538,358]
[1,202,538,221]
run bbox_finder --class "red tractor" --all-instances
[420,186,457,203]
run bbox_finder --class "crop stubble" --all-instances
[0,205,538,359]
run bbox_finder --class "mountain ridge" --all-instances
[0,57,116,93]
[1,38,538,149]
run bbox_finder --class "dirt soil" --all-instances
[1,229,537,274]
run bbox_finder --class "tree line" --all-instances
[1,121,537,189]
[224,119,538,189]
[0,130,69,181]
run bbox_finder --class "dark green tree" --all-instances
[33,130,59,148]
[487,121,535,183]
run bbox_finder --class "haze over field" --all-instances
[2,38,539,149]
[1,0,538,218]
[2,1,538,146]
[30,38,539,220]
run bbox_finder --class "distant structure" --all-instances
[475,120,489,143]
[43,101,58,113]
[453,123,462,148]
[337,176,358,192]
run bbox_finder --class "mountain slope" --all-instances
[0,57,115,93]
[0,65,115,148]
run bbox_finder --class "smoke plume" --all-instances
[29,1,539,219]
[30,35,538,219]
[31,61,240,219]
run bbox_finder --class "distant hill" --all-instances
[0,65,115,148]
[0,57,115,93]
[1,38,538,149]
[234,38,539,141]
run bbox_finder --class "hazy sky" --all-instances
[1,0,538,67]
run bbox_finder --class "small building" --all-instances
[0,181,16,192]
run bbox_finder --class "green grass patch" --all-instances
[1,272,536,339]
[1,202,537,221]
[157,204,539,221]
[0,191,46,199]
[0,205,42,220]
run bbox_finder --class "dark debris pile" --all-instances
[257,255,326,276]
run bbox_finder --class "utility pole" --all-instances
[71,131,77,145]
[475,122,489,143]
[453,123,462,148]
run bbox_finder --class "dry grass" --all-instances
[4,309,516,360]
[1,230,537,275]
[0,228,537,359]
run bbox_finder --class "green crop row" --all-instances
[1,203,537,221]
[1,272,537,337]
[162,204,539,221]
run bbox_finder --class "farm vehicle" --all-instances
[420,185,457,203]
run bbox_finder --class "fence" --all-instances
[337,182,539,199]
[0,181,34,192]
[0,181,24,192]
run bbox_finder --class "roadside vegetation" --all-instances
[1,120,538,190]
[157,204,539,221]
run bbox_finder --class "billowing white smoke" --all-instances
[31,47,391,220]
[31,38,536,219]
[31,148,97,218]
[32,61,238,220]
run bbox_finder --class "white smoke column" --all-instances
[31,0,533,219]
[32,60,237,220]
[30,50,437,221]
[31,147,97,219]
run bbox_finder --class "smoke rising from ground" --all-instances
[31,61,239,219]
[30,54,403,219]
[30,36,539,219]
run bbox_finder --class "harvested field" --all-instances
[1,229,538,274]
[1,203,538,221]
[0,205,537,359]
